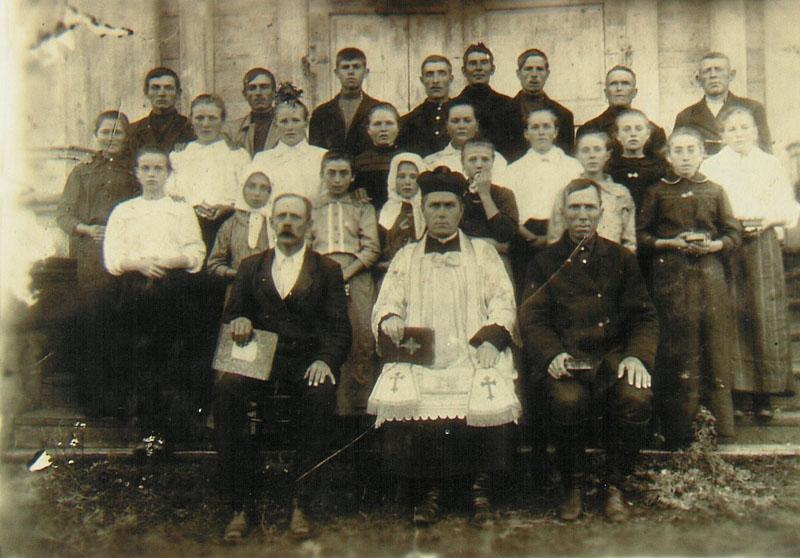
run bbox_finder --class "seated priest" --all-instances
[518,179,659,522]
[367,167,521,528]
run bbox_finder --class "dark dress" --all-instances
[453,84,519,160]
[578,106,667,159]
[353,145,400,210]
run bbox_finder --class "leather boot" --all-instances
[470,472,494,528]
[557,485,583,521]
[603,485,628,522]
[412,485,441,526]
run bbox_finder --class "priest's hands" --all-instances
[476,341,499,368]
[305,360,336,386]
[380,315,405,346]
[230,317,253,345]
[617,356,651,389]
[548,352,572,379]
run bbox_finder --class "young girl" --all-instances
[353,102,401,210]
[702,106,800,418]
[168,94,250,250]
[310,151,380,416]
[252,83,327,201]
[548,130,636,252]
[607,109,668,211]
[104,147,206,450]
[377,152,426,270]
[206,166,272,298]
[637,128,741,447]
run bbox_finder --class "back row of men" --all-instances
[129,44,771,163]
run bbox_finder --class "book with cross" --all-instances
[378,327,434,366]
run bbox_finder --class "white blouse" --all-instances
[167,140,251,207]
[251,140,327,203]
[103,196,206,276]
[702,146,800,227]
[505,146,583,221]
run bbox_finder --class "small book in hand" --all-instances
[379,327,434,366]
[212,324,278,381]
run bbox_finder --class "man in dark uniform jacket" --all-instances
[519,179,659,523]
[398,54,454,157]
[309,47,383,157]
[510,49,574,160]
[578,66,666,158]
[223,67,281,155]
[215,193,351,541]
[128,67,195,154]
[674,51,772,155]
[452,43,519,161]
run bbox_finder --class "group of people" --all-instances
[55,41,799,540]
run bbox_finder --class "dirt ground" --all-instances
[1,449,799,558]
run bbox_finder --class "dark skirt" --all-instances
[380,419,514,478]
[729,229,795,395]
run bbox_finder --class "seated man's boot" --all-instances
[289,499,313,540]
[223,510,248,544]
[470,472,494,528]
[557,483,583,521]
[603,485,628,522]
[412,485,441,526]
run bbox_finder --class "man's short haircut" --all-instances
[190,93,226,121]
[461,139,496,161]
[242,67,276,91]
[94,110,130,134]
[320,150,354,173]
[524,107,559,127]
[367,102,400,125]
[420,54,452,74]
[516,48,549,71]
[605,65,636,84]
[271,192,312,220]
[716,105,755,131]
[700,51,731,65]
[462,42,494,66]
[575,128,613,151]
[611,109,652,135]
[143,67,180,94]
[135,146,171,170]
[668,126,706,149]
[562,178,602,208]
[335,47,367,67]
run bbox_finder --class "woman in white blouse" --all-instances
[702,106,800,418]
[252,83,326,203]
[104,147,206,451]
[168,93,251,250]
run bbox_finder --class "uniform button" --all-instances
[597,293,602,298]
[598,322,604,328]
[434,131,440,135]
[435,116,441,121]
[581,259,588,264]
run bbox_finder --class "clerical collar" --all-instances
[424,232,460,254]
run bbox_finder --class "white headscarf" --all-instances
[379,152,426,238]
[235,163,272,249]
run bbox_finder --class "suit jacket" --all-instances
[128,110,195,154]
[578,106,667,159]
[309,93,383,156]
[398,98,451,157]
[518,234,659,383]
[222,248,352,379]
[453,84,519,160]
[673,92,772,155]
[222,112,281,156]
[510,91,575,160]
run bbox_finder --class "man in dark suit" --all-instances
[674,51,772,155]
[510,49,574,159]
[215,193,351,542]
[578,65,666,158]
[518,179,659,523]
[309,47,383,156]
[222,67,281,156]
[452,43,519,161]
[128,67,195,155]
[398,54,454,157]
